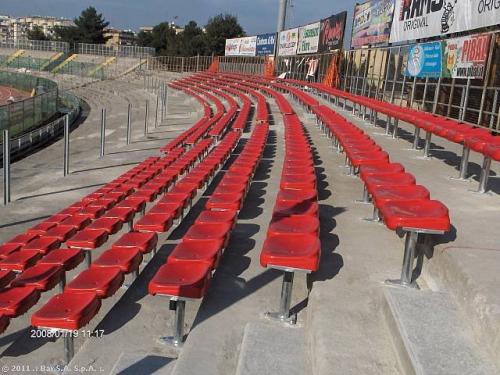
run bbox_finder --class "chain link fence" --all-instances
[0,72,60,137]
[146,56,213,72]
[0,40,70,52]
[77,43,154,58]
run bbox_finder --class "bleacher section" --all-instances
[2,67,500,374]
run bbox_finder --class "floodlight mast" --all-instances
[277,0,288,32]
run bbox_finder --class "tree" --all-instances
[74,6,109,44]
[53,6,109,44]
[179,21,206,56]
[53,25,81,44]
[27,25,50,41]
[204,14,244,56]
[150,22,179,56]
[137,30,153,47]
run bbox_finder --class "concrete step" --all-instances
[235,322,309,375]
[425,246,500,370]
[383,287,499,375]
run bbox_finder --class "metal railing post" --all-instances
[161,84,166,121]
[3,129,11,205]
[63,115,70,176]
[432,77,441,114]
[155,94,159,128]
[144,100,149,136]
[100,108,106,158]
[126,103,132,145]
[460,78,471,121]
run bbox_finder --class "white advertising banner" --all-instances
[442,33,491,79]
[239,36,257,56]
[225,38,242,56]
[297,22,321,54]
[278,28,299,56]
[390,0,500,43]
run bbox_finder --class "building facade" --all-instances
[0,15,74,42]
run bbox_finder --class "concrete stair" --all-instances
[235,322,308,375]
[383,287,498,375]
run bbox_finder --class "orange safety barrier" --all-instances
[208,56,219,73]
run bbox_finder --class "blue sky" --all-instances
[0,0,357,40]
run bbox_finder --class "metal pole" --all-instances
[432,77,441,114]
[477,157,492,193]
[64,334,74,365]
[165,86,169,114]
[3,129,10,205]
[277,0,288,32]
[161,84,166,121]
[100,108,106,158]
[63,115,70,176]
[477,35,496,125]
[460,78,471,121]
[173,300,185,346]
[126,103,132,145]
[278,271,294,319]
[400,231,418,286]
[390,47,402,104]
[155,94,159,128]
[144,100,149,136]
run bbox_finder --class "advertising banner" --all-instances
[256,33,277,56]
[239,36,257,56]
[297,22,321,54]
[351,0,395,48]
[319,12,347,53]
[442,33,491,79]
[404,41,442,78]
[390,0,500,43]
[278,28,299,56]
[225,38,241,56]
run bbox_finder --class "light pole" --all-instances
[277,0,288,32]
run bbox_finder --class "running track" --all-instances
[0,85,31,105]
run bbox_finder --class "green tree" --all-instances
[53,24,81,43]
[53,6,109,44]
[179,21,206,56]
[137,30,153,47]
[151,22,179,56]
[27,25,50,41]
[74,6,110,44]
[204,14,244,56]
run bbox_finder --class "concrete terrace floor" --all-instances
[0,72,499,374]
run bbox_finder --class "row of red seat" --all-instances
[160,83,219,153]
[260,112,320,324]
[215,72,452,289]
[286,79,500,194]
[26,76,248,362]
[149,122,269,346]
[0,153,183,328]
[0,74,239,361]
[203,72,323,321]
[281,81,451,288]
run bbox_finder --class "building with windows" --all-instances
[0,15,74,42]
[104,28,136,46]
